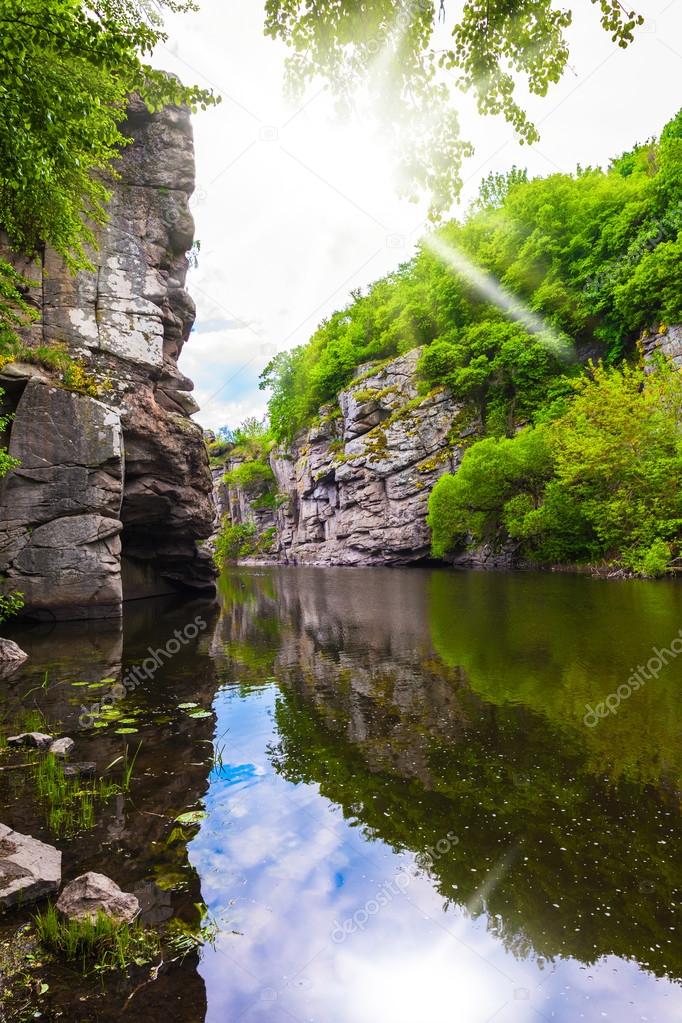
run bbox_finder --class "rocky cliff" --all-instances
[215,323,682,569]
[216,348,470,565]
[0,98,216,620]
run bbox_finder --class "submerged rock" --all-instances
[0,823,61,911]
[56,871,140,924]
[7,732,53,750]
[62,762,96,779]
[49,737,75,758]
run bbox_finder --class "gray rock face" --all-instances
[0,823,61,910]
[56,871,140,924]
[642,323,682,370]
[0,98,216,618]
[217,349,466,566]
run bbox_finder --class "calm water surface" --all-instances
[1,567,681,1022]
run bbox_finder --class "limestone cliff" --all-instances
[217,348,470,565]
[0,98,216,619]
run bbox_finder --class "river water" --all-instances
[1,566,681,1022]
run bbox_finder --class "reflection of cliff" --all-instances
[0,595,220,1021]
[223,566,682,982]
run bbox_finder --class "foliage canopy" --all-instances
[265,0,643,213]
[261,110,682,443]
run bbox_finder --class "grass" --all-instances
[105,741,142,792]
[34,754,119,837]
[34,904,160,975]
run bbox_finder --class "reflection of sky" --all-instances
[189,684,682,1023]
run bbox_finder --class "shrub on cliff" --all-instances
[428,359,682,575]
[223,461,275,495]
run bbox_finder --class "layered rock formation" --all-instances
[0,99,216,619]
[217,349,467,565]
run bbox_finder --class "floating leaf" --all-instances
[115,727,139,734]
[177,702,198,709]
[174,810,207,826]
[188,710,212,719]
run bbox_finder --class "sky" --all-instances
[157,0,682,432]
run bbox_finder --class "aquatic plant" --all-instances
[34,754,119,837]
[34,904,160,975]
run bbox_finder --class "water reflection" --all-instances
[0,595,220,1022]
[198,567,682,1022]
[1,567,681,1022]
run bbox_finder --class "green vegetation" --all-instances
[0,340,101,396]
[215,520,276,563]
[261,109,682,442]
[0,0,216,351]
[429,358,682,575]
[34,904,160,974]
[265,1,642,215]
[35,753,119,836]
[223,460,275,495]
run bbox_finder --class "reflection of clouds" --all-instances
[191,684,682,1023]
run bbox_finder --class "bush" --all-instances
[223,460,275,494]
[428,359,682,575]
[261,108,682,441]
[214,521,277,564]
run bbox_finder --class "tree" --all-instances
[264,1,643,215]
[0,0,217,346]
[427,359,682,575]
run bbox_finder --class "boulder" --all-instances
[0,823,61,910]
[7,732,53,750]
[0,638,28,677]
[49,737,75,758]
[55,871,140,924]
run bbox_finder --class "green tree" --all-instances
[262,109,682,442]
[0,0,217,345]
[428,359,682,574]
[265,1,643,214]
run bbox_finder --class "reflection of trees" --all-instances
[221,566,682,981]
[271,683,681,979]
[428,571,682,790]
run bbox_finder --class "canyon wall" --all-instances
[0,98,216,620]
[216,348,470,566]
[215,323,680,569]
